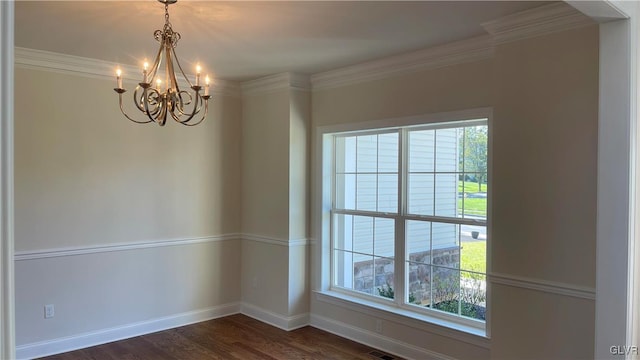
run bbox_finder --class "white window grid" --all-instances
[329,119,488,326]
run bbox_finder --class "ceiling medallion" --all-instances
[113,0,210,126]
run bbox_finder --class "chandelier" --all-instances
[113,0,210,126]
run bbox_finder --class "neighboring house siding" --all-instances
[341,129,459,260]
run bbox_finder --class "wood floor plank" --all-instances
[37,314,402,360]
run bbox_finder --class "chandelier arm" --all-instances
[179,101,208,127]
[169,91,198,123]
[174,91,193,117]
[148,43,164,82]
[133,86,147,113]
[171,47,194,88]
[161,97,169,126]
[118,93,154,124]
[143,88,164,124]
[176,94,207,125]
[181,92,203,123]
[166,44,180,94]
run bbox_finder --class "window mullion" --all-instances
[395,129,407,306]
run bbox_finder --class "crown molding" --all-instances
[14,47,241,97]
[310,35,493,91]
[241,72,311,95]
[481,2,595,45]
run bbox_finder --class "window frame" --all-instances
[314,108,492,336]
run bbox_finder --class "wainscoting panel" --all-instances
[15,237,242,359]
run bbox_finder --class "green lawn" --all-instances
[457,181,487,217]
[458,181,487,193]
[458,198,486,217]
[461,241,486,276]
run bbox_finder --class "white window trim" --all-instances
[312,107,493,338]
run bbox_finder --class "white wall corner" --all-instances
[481,2,595,45]
[241,72,311,95]
[595,3,636,358]
[241,72,310,95]
[240,302,309,331]
[14,47,241,97]
[0,2,15,359]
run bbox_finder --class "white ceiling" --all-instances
[15,1,551,81]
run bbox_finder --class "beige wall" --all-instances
[289,89,310,241]
[14,22,599,360]
[240,85,310,318]
[491,26,598,287]
[241,89,291,239]
[16,240,241,345]
[490,26,598,359]
[312,59,492,128]
[14,68,243,350]
[15,69,241,250]
[310,25,598,360]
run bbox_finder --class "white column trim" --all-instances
[593,2,636,358]
[0,1,15,359]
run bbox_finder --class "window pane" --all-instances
[462,126,487,175]
[353,215,373,255]
[356,174,376,211]
[335,173,355,209]
[407,220,431,261]
[378,133,398,173]
[435,173,458,217]
[356,135,377,172]
[432,222,459,270]
[461,225,486,273]
[408,174,434,215]
[435,128,458,172]
[407,261,430,306]
[408,129,435,172]
[354,254,374,295]
[377,174,397,212]
[334,250,353,289]
[460,271,486,320]
[431,266,460,315]
[373,257,395,300]
[461,173,487,219]
[336,136,356,173]
[330,121,488,324]
[333,213,353,251]
[374,217,394,258]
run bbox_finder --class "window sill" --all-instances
[314,290,489,348]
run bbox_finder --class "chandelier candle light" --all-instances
[113,0,211,126]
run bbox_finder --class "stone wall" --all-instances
[353,246,461,304]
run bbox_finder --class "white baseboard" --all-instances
[240,302,309,331]
[310,314,457,360]
[16,302,451,360]
[16,302,241,360]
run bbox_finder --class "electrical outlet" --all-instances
[251,277,258,289]
[375,319,382,333]
[44,304,54,319]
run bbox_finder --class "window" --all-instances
[326,117,488,328]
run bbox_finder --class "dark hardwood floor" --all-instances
[38,314,401,360]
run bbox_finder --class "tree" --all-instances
[460,126,488,192]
